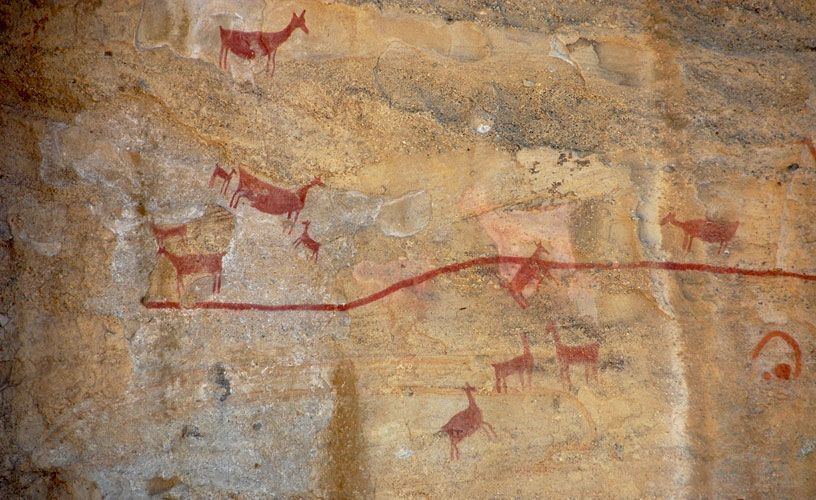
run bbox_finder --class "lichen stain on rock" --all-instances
[319,360,371,498]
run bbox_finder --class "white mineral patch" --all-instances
[377,190,431,237]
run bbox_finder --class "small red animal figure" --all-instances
[751,330,802,381]
[150,223,188,253]
[503,242,551,308]
[209,164,236,195]
[292,220,320,261]
[660,211,739,254]
[438,383,497,460]
[219,10,309,76]
[547,323,599,389]
[491,333,534,393]
[157,247,225,299]
[230,168,324,232]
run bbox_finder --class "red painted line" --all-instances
[142,257,816,313]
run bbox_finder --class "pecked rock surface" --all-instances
[0,0,815,497]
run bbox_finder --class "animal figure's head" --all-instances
[311,175,324,187]
[462,383,476,394]
[660,212,676,226]
[291,10,308,34]
[302,220,311,229]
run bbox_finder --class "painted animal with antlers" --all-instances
[491,333,534,393]
[660,211,739,254]
[219,10,309,76]
[438,383,496,460]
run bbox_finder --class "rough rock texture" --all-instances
[1,0,815,497]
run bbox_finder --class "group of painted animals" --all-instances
[439,323,599,460]
[210,164,323,261]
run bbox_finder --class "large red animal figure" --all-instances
[547,323,599,389]
[158,247,225,300]
[219,10,309,76]
[491,333,534,393]
[229,167,324,231]
[660,211,739,254]
[438,384,496,460]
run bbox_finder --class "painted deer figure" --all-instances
[503,242,551,308]
[219,10,309,76]
[438,383,497,460]
[150,223,187,253]
[209,164,236,195]
[547,323,599,389]
[157,247,225,299]
[491,333,534,393]
[292,220,320,261]
[660,211,739,254]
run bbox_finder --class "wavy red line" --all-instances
[141,257,816,313]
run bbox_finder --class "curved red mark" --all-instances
[142,257,816,313]
[751,330,802,380]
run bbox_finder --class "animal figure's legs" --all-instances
[270,49,277,77]
[229,190,242,208]
[527,368,533,387]
[482,421,497,438]
[176,275,184,302]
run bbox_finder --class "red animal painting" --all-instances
[209,164,236,195]
[219,10,309,76]
[438,384,496,460]
[150,223,188,253]
[660,211,739,254]
[503,242,551,308]
[491,333,534,393]
[230,168,324,232]
[751,330,802,381]
[547,323,599,389]
[158,247,225,299]
[292,220,320,261]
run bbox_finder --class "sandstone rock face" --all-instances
[1,0,815,497]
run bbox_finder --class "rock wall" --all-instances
[1,0,815,497]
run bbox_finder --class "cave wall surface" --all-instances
[1,0,815,497]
